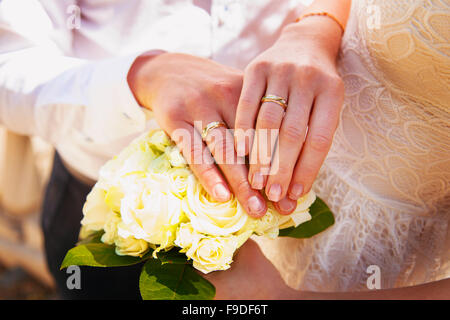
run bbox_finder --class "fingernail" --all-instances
[289,184,304,200]
[251,172,264,190]
[278,197,296,213]
[213,183,230,201]
[248,196,265,215]
[267,184,282,202]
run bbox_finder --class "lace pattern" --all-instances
[255,0,450,291]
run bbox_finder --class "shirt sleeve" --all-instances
[0,0,149,145]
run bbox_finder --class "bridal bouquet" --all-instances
[61,130,334,299]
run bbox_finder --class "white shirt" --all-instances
[0,0,307,180]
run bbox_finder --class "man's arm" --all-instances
[0,0,148,146]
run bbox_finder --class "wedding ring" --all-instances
[201,121,227,141]
[261,95,288,110]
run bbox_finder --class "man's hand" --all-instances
[128,52,267,217]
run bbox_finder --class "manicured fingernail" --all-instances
[251,172,264,190]
[213,184,230,201]
[248,196,265,215]
[278,197,296,213]
[267,184,282,202]
[289,184,304,200]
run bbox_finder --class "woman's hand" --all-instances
[202,239,291,300]
[234,17,345,214]
[128,52,267,217]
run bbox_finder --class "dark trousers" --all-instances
[41,153,143,299]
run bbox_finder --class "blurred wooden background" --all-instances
[0,125,54,288]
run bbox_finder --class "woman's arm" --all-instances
[234,0,351,215]
[301,0,351,31]
[204,239,450,300]
[281,278,450,300]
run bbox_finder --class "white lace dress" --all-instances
[254,0,450,291]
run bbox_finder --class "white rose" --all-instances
[182,175,248,236]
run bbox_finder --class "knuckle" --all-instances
[274,62,296,78]
[208,132,235,163]
[208,133,226,153]
[164,103,183,120]
[258,107,283,128]
[196,164,217,181]
[296,64,320,82]
[211,81,240,101]
[189,89,206,103]
[308,133,332,152]
[184,91,207,111]
[326,75,345,94]
[282,123,305,143]
[271,164,291,178]
[238,95,257,110]
[235,178,251,195]
[247,60,270,75]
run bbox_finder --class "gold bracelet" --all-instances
[295,12,345,34]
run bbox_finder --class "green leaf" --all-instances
[139,259,215,300]
[279,197,335,238]
[76,230,104,246]
[60,243,150,270]
[157,249,191,265]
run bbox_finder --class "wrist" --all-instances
[280,18,343,58]
[127,50,166,110]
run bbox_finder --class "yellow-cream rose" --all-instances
[278,190,316,229]
[241,190,316,237]
[168,168,192,199]
[186,231,252,274]
[165,145,187,167]
[115,235,149,257]
[80,185,112,234]
[117,176,183,251]
[174,222,204,251]
[243,204,282,239]
[182,175,248,236]
[149,130,172,152]
[98,134,158,188]
[101,212,121,245]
